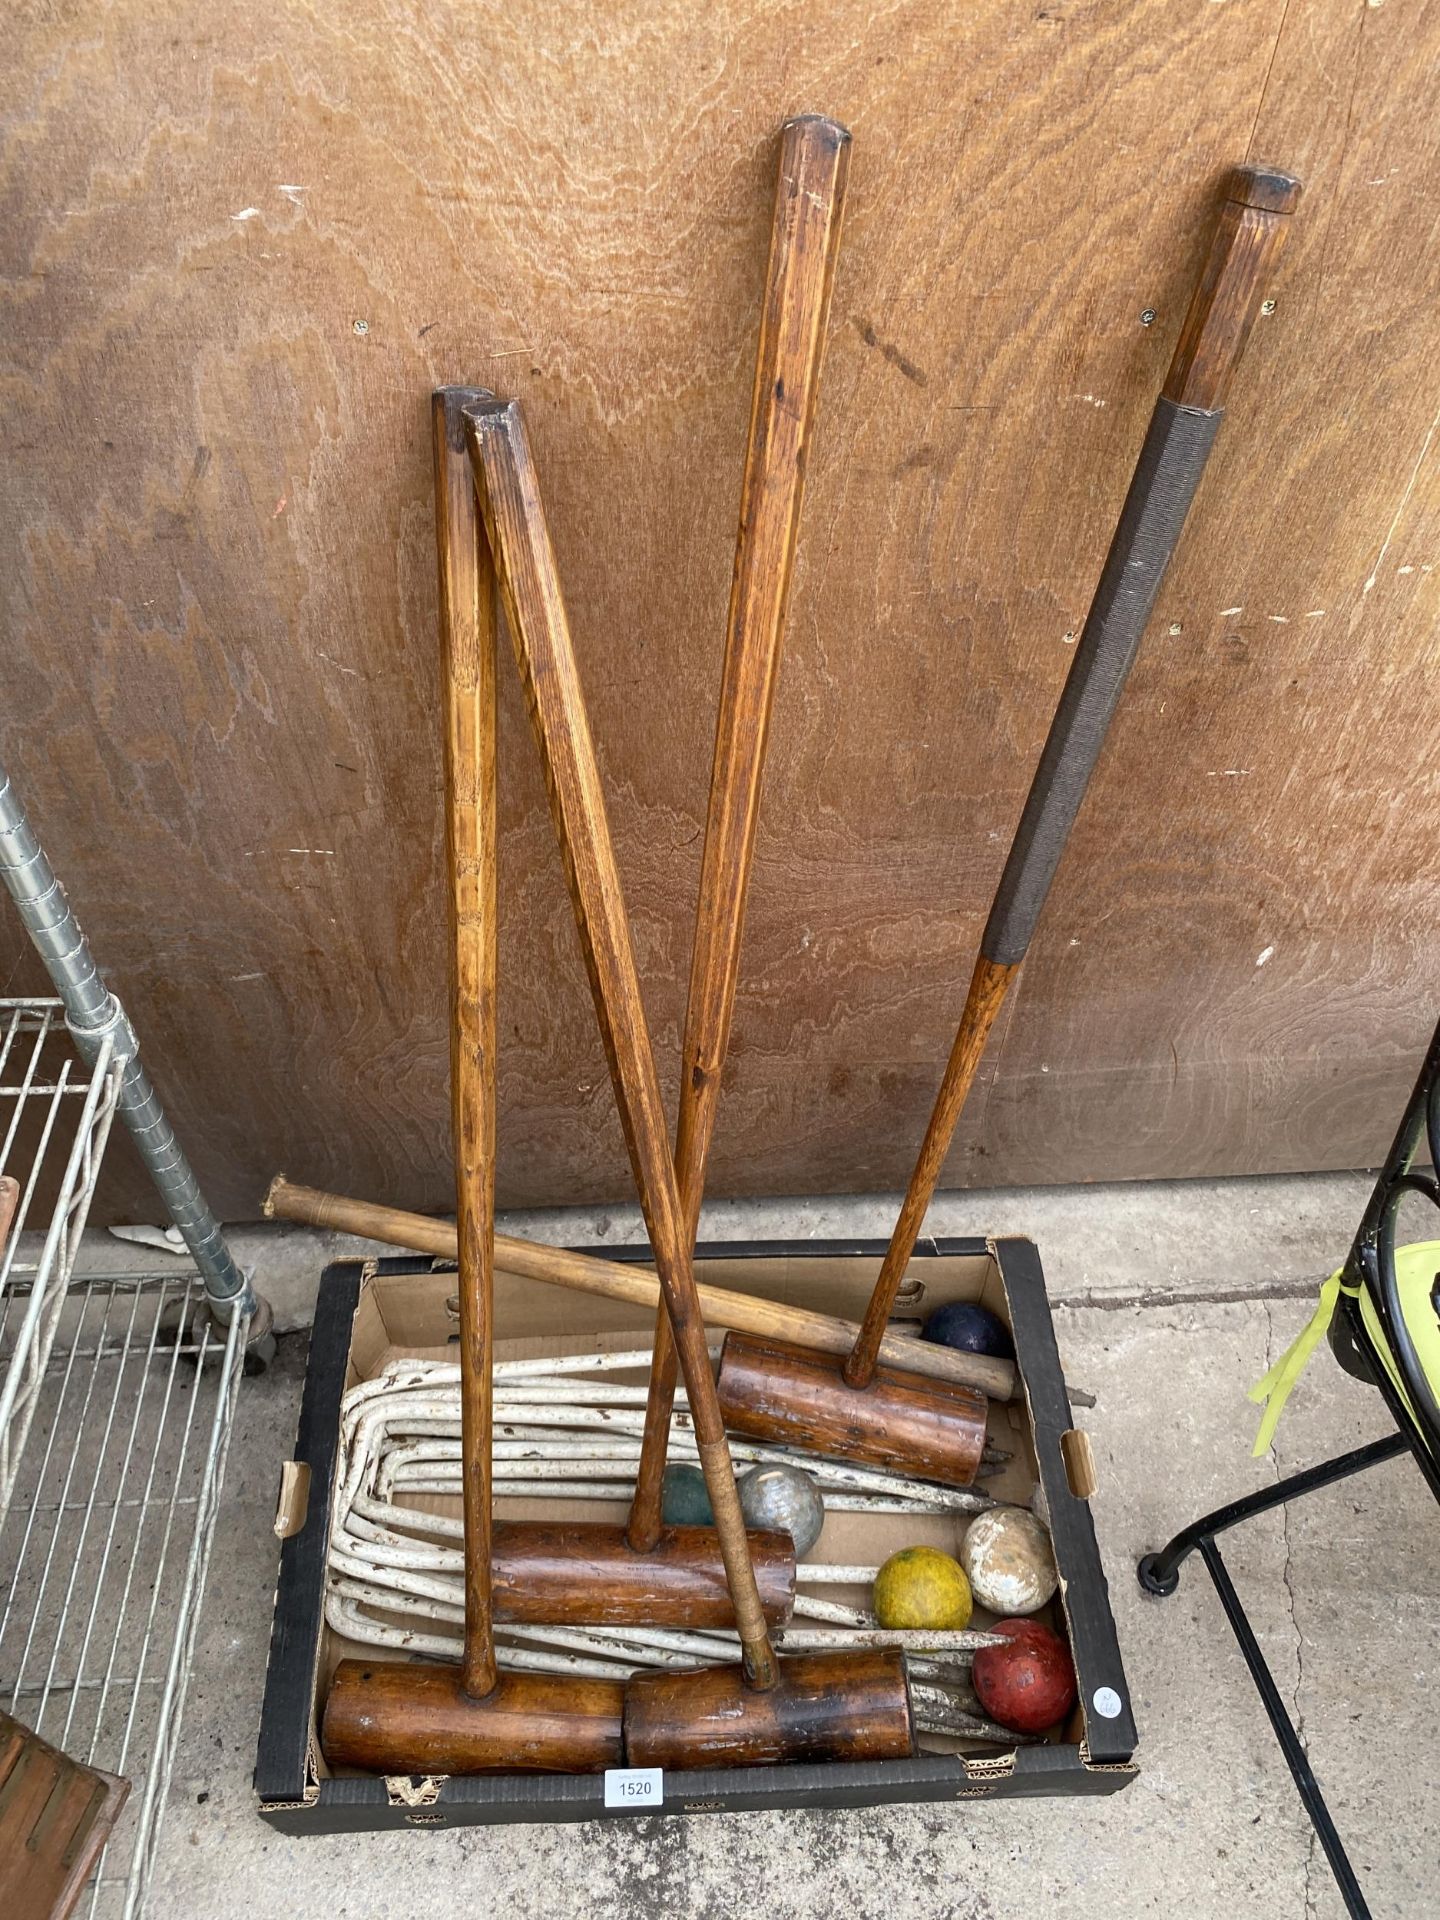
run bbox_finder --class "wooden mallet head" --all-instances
[715,1331,988,1488]
[623,1647,915,1771]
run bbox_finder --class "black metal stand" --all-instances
[1138,1434,1408,1920]
[1139,1012,1440,1920]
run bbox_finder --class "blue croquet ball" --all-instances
[921,1300,1014,1360]
[661,1462,714,1527]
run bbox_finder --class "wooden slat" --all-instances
[0,1712,126,1920]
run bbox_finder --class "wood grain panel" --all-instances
[1,1,1436,1223]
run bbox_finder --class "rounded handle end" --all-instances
[1162,160,1303,412]
[434,385,497,451]
[461,393,517,434]
[1225,165,1303,217]
[782,112,852,153]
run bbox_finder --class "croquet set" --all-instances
[257,1239,1132,1827]
[255,116,1300,1825]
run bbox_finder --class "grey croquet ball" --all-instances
[738,1464,824,1556]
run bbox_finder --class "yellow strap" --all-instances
[1247,1267,1358,1457]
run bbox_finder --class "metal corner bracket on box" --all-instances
[0,757,273,1358]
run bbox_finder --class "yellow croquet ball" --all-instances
[872,1546,973,1629]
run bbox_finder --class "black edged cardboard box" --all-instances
[256,1237,1136,1832]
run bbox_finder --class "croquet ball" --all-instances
[972,1619,1076,1734]
[872,1546,973,1629]
[920,1301,1014,1360]
[961,1506,1058,1614]
[738,1464,824,1556]
[661,1463,713,1528]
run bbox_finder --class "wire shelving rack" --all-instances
[0,762,270,1916]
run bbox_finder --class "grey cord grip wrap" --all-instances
[981,396,1223,966]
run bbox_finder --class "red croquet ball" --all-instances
[971,1618,1077,1734]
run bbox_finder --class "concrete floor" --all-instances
[126,1172,1437,1919]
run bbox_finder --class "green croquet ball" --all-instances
[872,1546,973,1629]
[661,1462,713,1527]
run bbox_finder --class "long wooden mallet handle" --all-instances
[465,397,778,1691]
[433,384,500,1698]
[845,162,1302,1390]
[628,114,851,1553]
[262,1174,1017,1399]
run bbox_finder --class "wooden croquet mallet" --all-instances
[322,388,626,1773]
[263,1173,1016,1400]
[715,162,1303,1468]
[848,163,1303,1378]
[627,112,852,1558]
[322,392,792,1666]
[466,393,914,1768]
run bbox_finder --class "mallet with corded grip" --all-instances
[715,162,1303,1466]
[466,394,916,1770]
[328,392,790,1670]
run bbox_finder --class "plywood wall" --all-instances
[3,1,1437,1223]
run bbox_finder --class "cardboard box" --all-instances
[256,1237,1136,1831]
